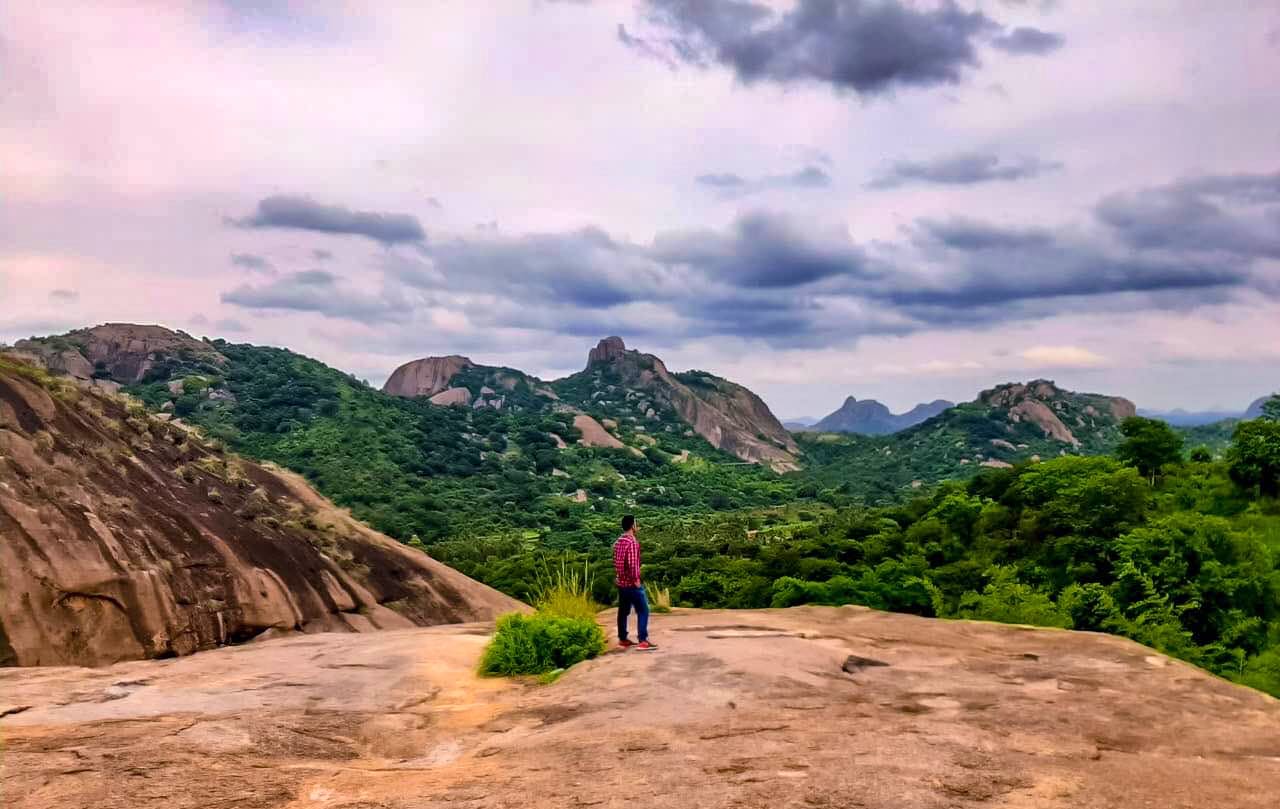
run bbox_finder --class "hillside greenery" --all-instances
[124,341,798,541]
[437,445,1280,697]
[99,336,1280,697]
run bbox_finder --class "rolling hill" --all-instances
[800,380,1137,499]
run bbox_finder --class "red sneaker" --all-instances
[635,640,658,651]
[618,639,635,649]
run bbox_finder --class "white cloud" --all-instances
[1019,345,1108,368]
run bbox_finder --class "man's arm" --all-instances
[626,539,641,585]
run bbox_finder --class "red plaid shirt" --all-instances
[613,532,642,588]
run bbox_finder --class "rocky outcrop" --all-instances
[382,355,473,398]
[811,396,954,435]
[585,335,627,368]
[1010,399,1080,446]
[4,607,1278,809]
[569,337,799,470]
[981,380,1135,447]
[0,361,521,667]
[14,323,227,384]
[573,414,624,449]
[428,386,472,407]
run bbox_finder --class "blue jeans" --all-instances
[617,587,649,642]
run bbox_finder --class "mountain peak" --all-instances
[586,336,628,368]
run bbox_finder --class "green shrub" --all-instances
[1238,648,1280,697]
[955,566,1072,629]
[479,612,606,676]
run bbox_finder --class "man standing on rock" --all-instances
[614,514,656,650]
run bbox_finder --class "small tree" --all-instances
[1116,416,1183,485]
[1227,419,1280,498]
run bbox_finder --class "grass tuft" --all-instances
[531,555,600,622]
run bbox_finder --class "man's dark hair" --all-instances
[621,514,635,532]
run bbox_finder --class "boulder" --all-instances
[573,414,625,449]
[382,355,473,398]
[428,387,472,407]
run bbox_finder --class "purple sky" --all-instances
[2,1,1278,416]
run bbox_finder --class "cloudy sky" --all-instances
[3,1,1278,417]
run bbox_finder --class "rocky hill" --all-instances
[3,606,1277,808]
[554,337,799,471]
[0,357,520,667]
[13,323,227,388]
[809,395,954,435]
[382,336,799,470]
[801,380,1138,497]
[1246,394,1277,420]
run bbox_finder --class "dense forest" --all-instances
[433,411,1280,698]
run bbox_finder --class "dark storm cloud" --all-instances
[230,252,275,273]
[623,0,1007,96]
[915,218,1055,249]
[886,248,1246,310]
[870,151,1061,189]
[991,26,1065,54]
[1096,171,1280,258]
[696,165,831,195]
[222,270,405,322]
[228,195,426,245]
[227,173,1274,346]
[651,211,871,288]
[399,227,656,308]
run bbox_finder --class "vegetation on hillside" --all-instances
[439,416,1280,697]
[123,341,796,541]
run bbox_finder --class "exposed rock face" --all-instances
[3,607,1278,809]
[382,355,473,398]
[811,396,954,435]
[573,414,624,449]
[1011,399,1080,446]
[14,323,227,384]
[573,337,798,470]
[586,335,627,368]
[0,362,521,667]
[428,386,472,407]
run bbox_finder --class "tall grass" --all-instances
[531,555,600,622]
[647,583,673,613]
[480,555,606,677]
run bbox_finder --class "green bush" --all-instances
[956,566,1072,629]
[479,612,606,676]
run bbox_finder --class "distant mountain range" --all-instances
[791,397,954,435]
[1140,394,1277,426]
